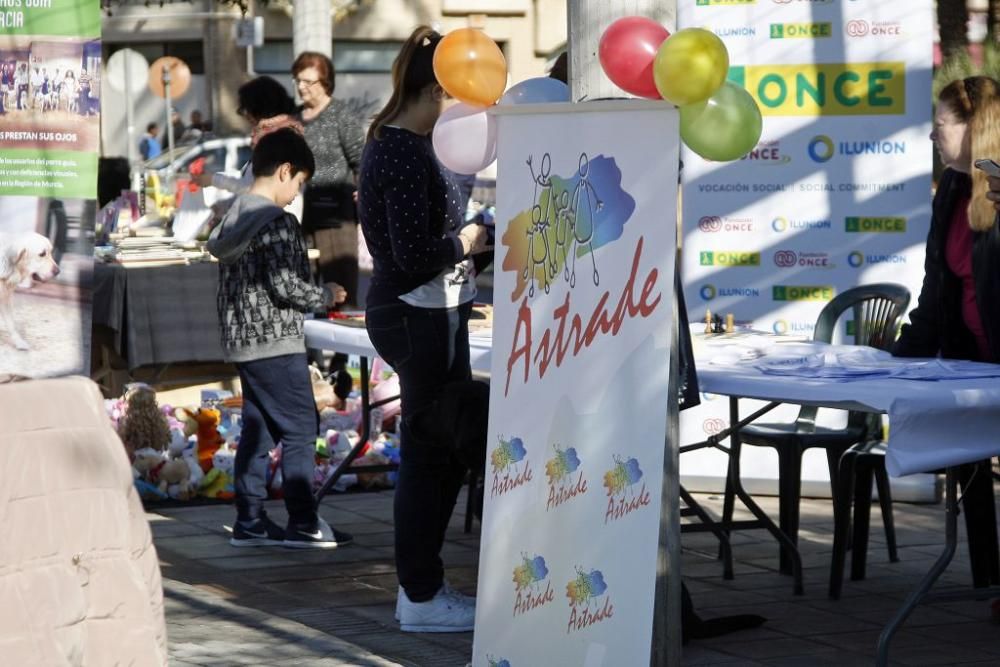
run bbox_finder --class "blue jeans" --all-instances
[235,353,319,528]
[366,300,473,602]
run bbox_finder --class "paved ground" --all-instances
[152,487,1000,666]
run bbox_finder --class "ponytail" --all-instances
[367,26,442,142]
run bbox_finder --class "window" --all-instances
[253,40,401,75]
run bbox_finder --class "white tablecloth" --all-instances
[692,330,1000,476]
[306,319,1000,477]
[304,318,493,373]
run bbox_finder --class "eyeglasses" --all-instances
[294,77,321,88]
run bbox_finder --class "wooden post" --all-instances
[566,2,680,665]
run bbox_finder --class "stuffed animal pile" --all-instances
[108,362,406,502]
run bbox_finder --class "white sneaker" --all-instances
[395,581,475,621]
[397,584,476,632]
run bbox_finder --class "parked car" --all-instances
[142,136,251,216]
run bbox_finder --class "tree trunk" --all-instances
[938,0,969,62]
[988,0,1000,44]
[293,0,333,59]
[203,0,247,136]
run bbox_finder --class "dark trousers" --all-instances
[366,300,473,602]
[307,224,359,307]
[235,353,319,527]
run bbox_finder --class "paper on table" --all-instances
[888,358,1000,380]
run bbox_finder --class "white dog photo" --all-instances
[0,232,61,350]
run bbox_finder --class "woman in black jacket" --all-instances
[893,75,1000,587]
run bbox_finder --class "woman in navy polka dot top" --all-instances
[357,25,489,633]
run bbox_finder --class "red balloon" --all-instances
[599,17,671,99]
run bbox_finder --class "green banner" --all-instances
[0,0,100,199]
[0,147,97,198]
[0,0,100,38]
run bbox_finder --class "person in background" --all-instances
[358,25,490,634]
[292,51,366,307]
[206,128,352,550]
[896,75,1000,588]
[77,66,92,115]
[139,122,161,161]
[179,109,204,144]
[193,76,304,221]
[169,107,185,142]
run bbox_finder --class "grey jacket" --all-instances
[207,193,332,363]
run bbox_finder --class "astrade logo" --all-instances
[728,62,905,116]
[512,553,554,617]
[490,434,532,498]
[566,567,614,633]
[545,444,587,511]
[501,152,635,301]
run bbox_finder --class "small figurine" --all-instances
[704,308,713,334]
[726,313,735,333]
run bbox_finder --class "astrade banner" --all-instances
[0,0,99,377]
[473,101,678,666]
[679,0,936,499]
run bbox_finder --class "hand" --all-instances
[325,282,347,305]
[458,223,489,256]
[193,173,214,188]
[988,176,1000,212]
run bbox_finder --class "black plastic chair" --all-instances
[723,283,910,576]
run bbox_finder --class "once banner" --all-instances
[474,102,677,666]
[0,0,100,199]
[678,1,935,496]
[0,0,99,376]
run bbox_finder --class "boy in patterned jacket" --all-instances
[207,128,352,549]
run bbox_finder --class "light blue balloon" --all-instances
[499,77,569,105]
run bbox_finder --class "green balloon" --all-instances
[679,81,763,162]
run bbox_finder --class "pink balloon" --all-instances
[432,102,497,175]
[599,16,671,99]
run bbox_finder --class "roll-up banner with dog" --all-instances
[473,101,677,666]
[0,0,99,376]
[678,1,936,499]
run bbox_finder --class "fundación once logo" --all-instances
[741,139,792,164]
[846,19,903,37]
[773,250,797,267]
[699,215,755,232]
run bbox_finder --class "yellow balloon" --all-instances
[653,28,729,107]
[433,28,508,107]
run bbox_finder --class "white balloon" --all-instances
[499,77,569,105]
[432,102,497,175]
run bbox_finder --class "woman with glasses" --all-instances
[194,76,305,220]
[292,52,366,309]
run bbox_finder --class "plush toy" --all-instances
[180,407,226,473]
[117,385,171,459]
[309,364,336,411]
[159,459,196,500]
[199,444,235,499]
[181,444,205,488]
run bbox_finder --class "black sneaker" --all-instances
[230,513,285,547]
[283,517,354,549]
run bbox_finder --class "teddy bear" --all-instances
[117,385,171,459]
[199,444,235,499]
[180,407,226,473]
